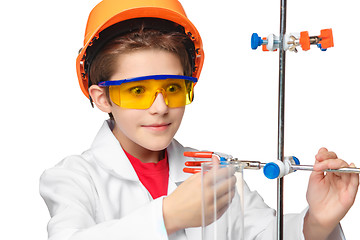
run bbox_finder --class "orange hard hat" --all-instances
[76,0,204,99]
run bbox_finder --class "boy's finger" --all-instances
[215,186,236,208]
[309,166,325,182]
[310,158,342,181]
[315,147,338,162]
[205,165,236,184]
[215,189,236,219]
[211,155,220,165]
[349,163,360,197]
[204,175,236,202]
[214,176,237,197]
[313,158,348,171]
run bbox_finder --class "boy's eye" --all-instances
[166,84,181,93]
[129,86,145,95]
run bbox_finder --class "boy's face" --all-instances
[108,49,186,153]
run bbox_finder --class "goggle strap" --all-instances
[89,94,94,108]
[86,64,95,108]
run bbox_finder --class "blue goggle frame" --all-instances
[98,74,198,87]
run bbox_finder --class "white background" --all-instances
[1,0,359,239]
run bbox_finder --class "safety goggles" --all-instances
[98,74,197,109]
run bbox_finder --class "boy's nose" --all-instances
[148,92,169,114]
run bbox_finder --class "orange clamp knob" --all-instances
[185,161,211,166]
[319,28,334,49]
[262,37,269,51]
[300,31,310,51]
[183,167,201,174]
[184,151,213,158]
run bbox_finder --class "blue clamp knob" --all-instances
[292,156,300,165]
[263,162,280,179]
[291,156,300,172]
[219,157,228,165]
[251,33,263,50]
[317,43,327,51]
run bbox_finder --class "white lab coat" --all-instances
[40,120,345,240]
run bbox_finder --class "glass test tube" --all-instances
[201,162,245,240]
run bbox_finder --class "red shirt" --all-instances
[125,150,169,199]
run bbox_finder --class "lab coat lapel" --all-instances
[90,120,139,181]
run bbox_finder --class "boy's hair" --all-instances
[89,19,193,105]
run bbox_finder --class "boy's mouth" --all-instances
[141,123,171,131]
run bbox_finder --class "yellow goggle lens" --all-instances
[108,78,194,109]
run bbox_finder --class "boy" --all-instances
[40,0,358,239]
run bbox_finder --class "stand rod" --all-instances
[277,0,287,239]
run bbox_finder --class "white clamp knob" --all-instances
[263,156,300,179]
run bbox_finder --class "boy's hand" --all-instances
[163,156,236,235]
[304,147,359,239]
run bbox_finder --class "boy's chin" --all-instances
[145,144,171,152]
[141,139,172,152]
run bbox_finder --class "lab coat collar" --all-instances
[167,138,192,183]
[89,120,191,183]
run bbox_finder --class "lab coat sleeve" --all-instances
[242,182,345,240]
[40,167,169,240]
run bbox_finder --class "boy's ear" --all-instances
[89,85,112,113]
